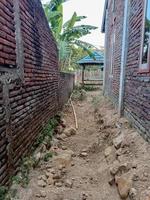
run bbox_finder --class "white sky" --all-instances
[41,0,105,48]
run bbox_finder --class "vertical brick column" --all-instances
[13,0,24,81]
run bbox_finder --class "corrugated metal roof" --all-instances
[77,51,104,65]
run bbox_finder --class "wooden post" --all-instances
[82,65,85,87]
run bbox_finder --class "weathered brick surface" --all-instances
[0,0,74,185]
[59,72,75,109]
[104,0,124,103]
[104,0,150,138]
[0,0,16,66]
[124,0,150,138]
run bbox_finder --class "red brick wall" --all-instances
[124,0,150,138]
[104,0,124,104]
[0,0,74,185]
[104,0,150,139]
[0,0,16,66]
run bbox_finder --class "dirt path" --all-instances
[15,89,150,200]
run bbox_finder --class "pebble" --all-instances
[115,175,132,199]
[129,188,137,200]
[37,180,47,187]
[55,182,63,187]
[80,152,88,157]
[64,179,73,188]
[62,146,67,150]
[53,172,62,180]
[47,175,54,185]
[38,175,47,181]
[82,192,88,200]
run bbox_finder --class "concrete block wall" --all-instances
[59,72,75,109]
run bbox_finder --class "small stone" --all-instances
[61,168,67,175]
[144,172,149,177]
[110,162,130,176]
[53,151,72,168]
[80,152,88,157]
[108,177,115,186]
[115,174,132,199]
[55,182,63,187]
[132,173,139,181]
[62,146,67,150]
[110,160,120,176]
[53,172,62,180]
[104,146,113,157]
[116,149,122,156]
[40,190,46,198]
[129,188,137,200]
[37,180,47,187]
[64,179,73,188]
[47,174,54,185]
[132,163,137,169]
[104,146,116,163]
[71,162,75,166]
[56,134,67,141]
[82,192,88,200]
[63,127,77,137]
[56,125,64,134]
[58,164,65,170]
[60,119,66,128]
[82,148,88,153]
[36,193,41,198]
[38,175,47,181]
[113,134,124,149]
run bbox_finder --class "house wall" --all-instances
[0,0,74,185]
[104,0,150,138]
[104,0,125,104]
[124,0,150,139]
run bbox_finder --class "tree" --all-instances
[43,0,97,70]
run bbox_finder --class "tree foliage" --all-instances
[43,0,97,71]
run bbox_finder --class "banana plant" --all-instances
[43,0,98,70]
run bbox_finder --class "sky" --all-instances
[41,0,105,49]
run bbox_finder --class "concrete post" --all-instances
[118,0,129,116]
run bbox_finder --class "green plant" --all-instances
[83,85,100,91]
[72,87,87,101]
[33,118,58,149]
[11,176,22,185]
[43,152,53,162]
[0,186,8,200]
[91,95,102,108]
[1,117,59,198]
[43,0,97,70]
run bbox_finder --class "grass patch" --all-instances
[43,152,53,162]
[72,86,87,101]
[0,186,8,200]
[82,85,100,91]
[33,117,59,150]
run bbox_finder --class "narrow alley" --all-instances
[14,88,150,200]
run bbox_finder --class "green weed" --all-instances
[0,186,8,200]
[43,152,53,162]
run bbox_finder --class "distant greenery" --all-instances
[43,0,98,71]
